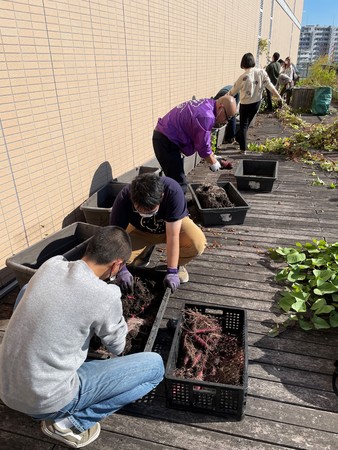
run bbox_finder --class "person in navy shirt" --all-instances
[110,173,206,292]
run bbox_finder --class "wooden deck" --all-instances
[1,113,338,449]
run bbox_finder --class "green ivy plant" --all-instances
[211,132,218,154]
[268,239,338,336]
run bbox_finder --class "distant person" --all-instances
[0,226,164,448]
[152,95,237,193]
[265,52,281,111]
[228,53,283,152]
[277,56,296,104]
[213,85,239,144]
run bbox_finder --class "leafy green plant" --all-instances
[298,55,337,89]
[249,108,338,187]
[258,38,268,55]
[312,176,326,186]
[211,132,217,154]
[268,239,338,336]
[275,105,306,129]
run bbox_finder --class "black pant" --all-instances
[237,101,260,151]
[265,88,273,110]
[152,130,187,193]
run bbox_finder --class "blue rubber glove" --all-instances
[116,265,134,295]
[164,268,180,293]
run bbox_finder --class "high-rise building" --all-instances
[297,25,338,76]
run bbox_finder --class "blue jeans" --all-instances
[14,285,164,432]
[31,353,164,431]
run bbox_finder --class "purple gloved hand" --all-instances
[164,268,180,293]
[116,265,134,295]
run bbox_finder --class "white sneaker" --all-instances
[41,420,101,448]
[178,266,189,283]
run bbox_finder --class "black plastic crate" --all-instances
[6,222,99,288]
[87,267,171,360]
[165,303,248,420]
[188,182,250,226]
[235,159,278,192]
[138,165,162,176]
[80,181,127,226]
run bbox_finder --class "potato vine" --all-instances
[269,239,338,336]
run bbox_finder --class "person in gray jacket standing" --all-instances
[0,226,164,448]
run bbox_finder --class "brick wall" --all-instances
[0,0,303,288]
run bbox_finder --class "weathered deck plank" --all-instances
[0,113,337,449]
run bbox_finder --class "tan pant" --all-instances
[126,216,206,266]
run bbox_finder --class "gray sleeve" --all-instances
[94,286,128,355]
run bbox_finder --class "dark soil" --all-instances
[196,183,235,209]
[174,308,244,385]
[89,277,164,358]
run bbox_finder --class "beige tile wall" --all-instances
[0,0,303,288]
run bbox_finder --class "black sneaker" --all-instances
[41,420,101,448]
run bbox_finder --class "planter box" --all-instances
[183,154,196,174]
[88,267,171,359]
[290,87,315,112]
[188,182,250,226]
[235,159,278,192]
[212,125,227,149]
[81,167,162,226]
[165,302,248,420]
[138,165,162,176]
[80,181,127,226]
[127,266,171,353]
[6,222,99,288]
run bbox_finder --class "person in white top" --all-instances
[228,52,282,151]
[277,56,295,104]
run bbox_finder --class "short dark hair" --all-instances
[240,53,255,69]
[84,226,131,265]
[130,173,164,209]
[272,52,280,61]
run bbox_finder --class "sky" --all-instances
[302,0,338,26]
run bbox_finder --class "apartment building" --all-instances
[297,25,338,76]
[0,0,303,291]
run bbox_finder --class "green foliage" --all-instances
[249,106,338,187]
[268,239,338,335]
[298,55,337,89]
[258,38,269,65]
[275,105,306,130]
[258,38,268,55]
[211,132,218,155]
[312,176,326,186]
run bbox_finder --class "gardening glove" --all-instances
[164,268,180,293]
[209,160,221,172]
[116,265,134,295]
[277,98,284,109]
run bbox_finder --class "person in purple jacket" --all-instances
[153,95,237,193]
[110,173,206,293]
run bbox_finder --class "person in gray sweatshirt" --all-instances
[0,226,164,448]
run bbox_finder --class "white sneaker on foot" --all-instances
[41,420,101,448]
[178,266,189,283]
